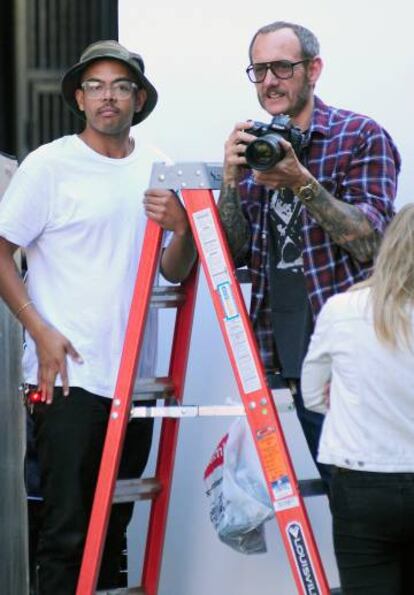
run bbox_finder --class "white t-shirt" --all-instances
[0,134,165,398]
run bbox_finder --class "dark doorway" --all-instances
[0,2,16,156]
[14,0,119,159]
[11,3,121,591]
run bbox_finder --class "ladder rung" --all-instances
[130,398,294,419]
[96,588,145,594]
[113,478,162,503]
[298,478,327,497]
[235,268,252,284]
[131,404,244,418]
[131,377,174,400]
[150,285,185,308]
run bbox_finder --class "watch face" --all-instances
[298,180,318,201]
[302,188,313,201]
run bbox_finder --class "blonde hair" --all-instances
[356,204,414,349]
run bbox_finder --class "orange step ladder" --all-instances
[76,162,337,595]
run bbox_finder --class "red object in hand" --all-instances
[28,389,43,403]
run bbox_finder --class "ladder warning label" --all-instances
[217,282,239,320]
[271,473,293,500]
[224,317,261,393]
[192,208,229,288]
[274,496,299,512]
[255,430,287,483]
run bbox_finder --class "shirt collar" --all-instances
[308,95,331,138]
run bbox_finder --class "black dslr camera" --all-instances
[244,114,305,171]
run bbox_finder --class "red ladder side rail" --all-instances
[182,188,330,595]
[76,220,164,595]
[141,263,200,595]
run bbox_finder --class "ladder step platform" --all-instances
[150,285,186,308]
[299,478,328,498]
[130,386,295,418]
[113,478,162,503]
[96,588,145,594]
[235,267,252,284]
[130,400,294,419]
[132,377,174,400]
[96,587,342,594]
[114,475,326,504]
[97,588,341,594]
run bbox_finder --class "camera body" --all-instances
[244,114,305,171]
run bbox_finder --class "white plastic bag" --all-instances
[204,417,273,554]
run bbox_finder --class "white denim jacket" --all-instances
[301,287,414,472]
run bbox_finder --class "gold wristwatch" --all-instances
[294,177,320,202]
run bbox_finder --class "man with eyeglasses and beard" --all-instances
[218,21,400,487]
[0,40,196,594]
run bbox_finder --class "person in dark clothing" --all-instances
[218,21,400,485]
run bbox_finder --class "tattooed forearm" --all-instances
[304,183,379,262]
[218,184,251,262]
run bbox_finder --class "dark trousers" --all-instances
[267,373,331,487]
[32,387,153,595]
[331,468,414,594]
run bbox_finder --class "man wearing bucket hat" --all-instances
[0,40,196,593]
[62,39,159,126]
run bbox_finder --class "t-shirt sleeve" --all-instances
[0,159,52,248]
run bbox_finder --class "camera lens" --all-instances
[245,133,285,171]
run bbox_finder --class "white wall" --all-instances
[119,2,412,594]
[120,0,411,207]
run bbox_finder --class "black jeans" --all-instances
[331,467,414,594]
[267,373,331,487]
[32,387,153,595]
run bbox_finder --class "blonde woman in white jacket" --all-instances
[302,203,414,595]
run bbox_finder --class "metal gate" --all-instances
[0,153,27,595]
[2,4,119,593]
[14,0,118,159]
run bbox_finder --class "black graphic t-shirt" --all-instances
[268,188,313,379]
[269,187,303,270]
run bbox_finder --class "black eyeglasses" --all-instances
[246,59,309,83]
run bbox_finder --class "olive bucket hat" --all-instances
[61,39,158,125]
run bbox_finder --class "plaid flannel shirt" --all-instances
[239,96,401,372]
